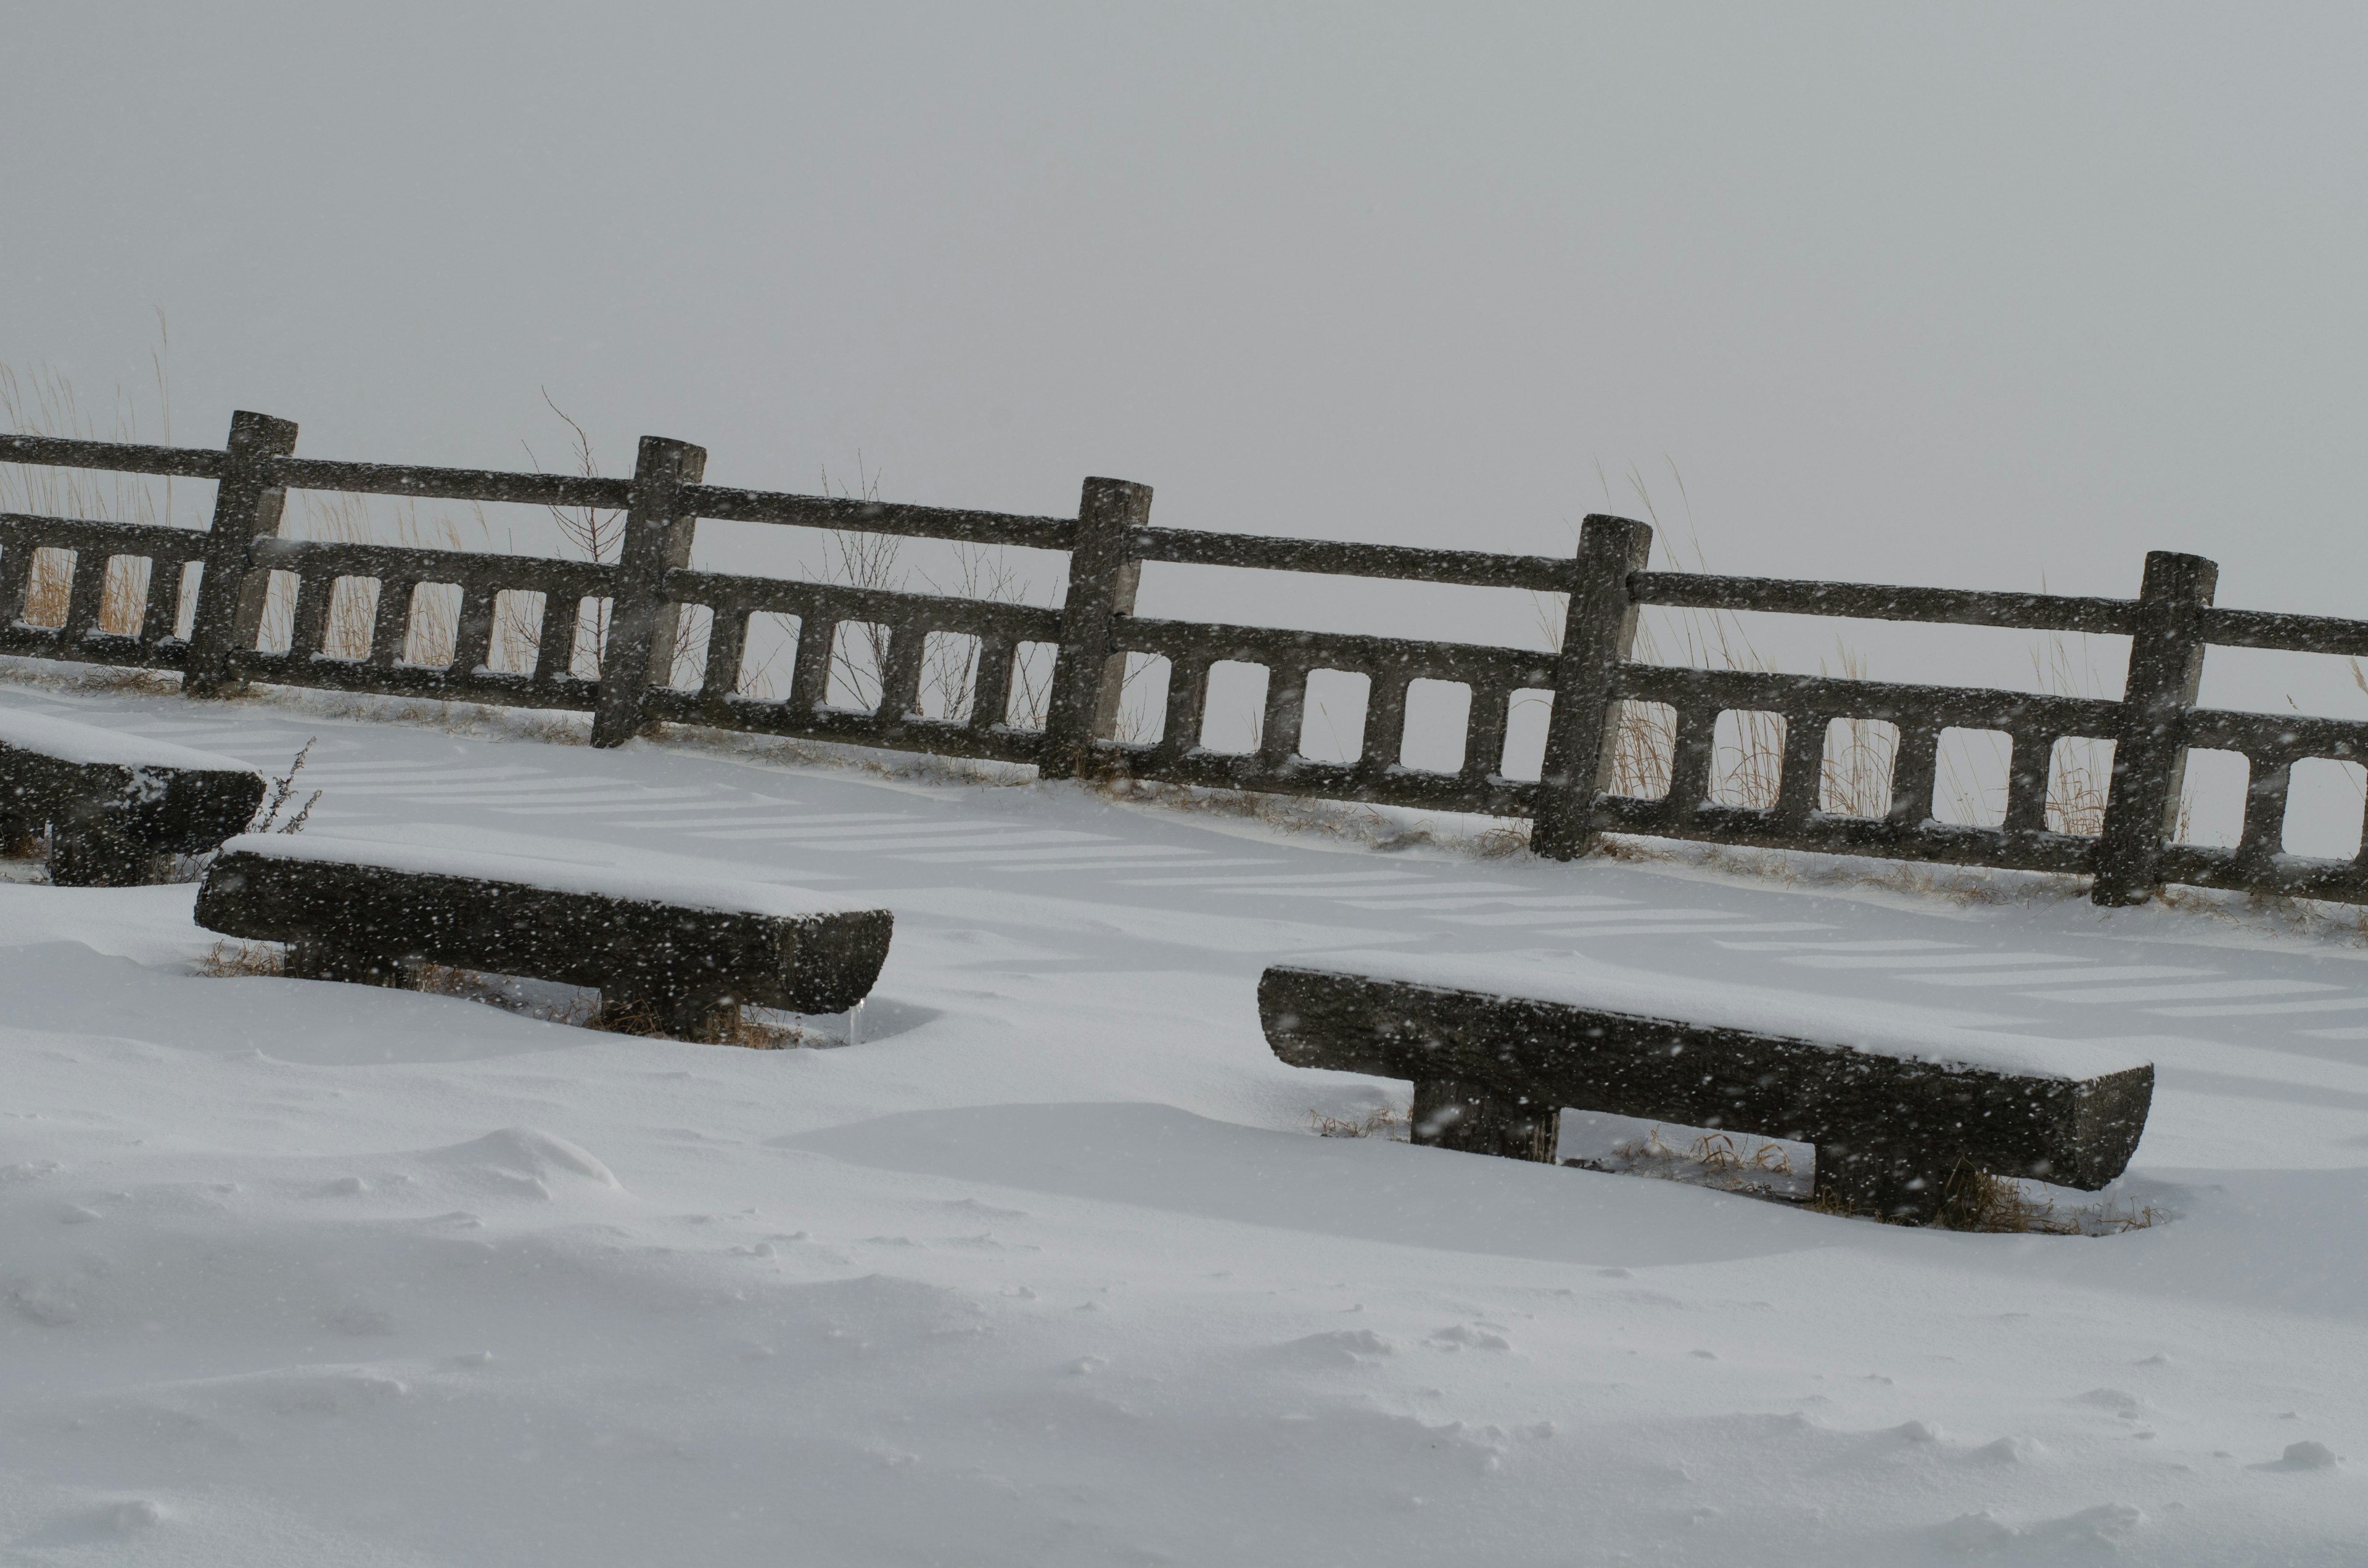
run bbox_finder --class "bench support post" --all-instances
[184,410,300,697]
[591,436,708,749]
[1532,514,1653,860]
[286,943,417,988]
[1811,1141,1957,1225]
[2092,550,2217,906]
[1040,477,1152,780]
[48,820,173,888]
[1411,1078,1558,1162]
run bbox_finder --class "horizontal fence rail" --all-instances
[4,418,2367,909]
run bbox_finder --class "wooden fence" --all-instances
[5,411,2367,908]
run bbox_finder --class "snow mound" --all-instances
[424,1128,622,1193]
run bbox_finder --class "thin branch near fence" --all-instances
[3,413,2366,909]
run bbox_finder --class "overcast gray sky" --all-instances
[7,2,2364,720]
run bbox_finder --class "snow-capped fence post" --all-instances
[183,409,300,698]
[2091,550,2218,906]
[590,435,709,749]
[1530,513,1654,860]
[1039,476,1153,779]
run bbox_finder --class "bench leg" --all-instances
[286,942,417,988]
[0,814,43,861]
[596,990,744,1044]
[1411,1079,1559,1162]
[1812,1143,1955,1225]
[47,823,173,887]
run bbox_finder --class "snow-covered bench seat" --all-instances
[0,708,266,886]
[1257,953,2155,1225]
[195,835,894,1040]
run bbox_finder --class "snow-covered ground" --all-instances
[5,677,2367,1565]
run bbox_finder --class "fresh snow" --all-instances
[0,705,256,774]
[1285,950,2155,1079]
[2,681,2366,1565]
[216,831,859,920]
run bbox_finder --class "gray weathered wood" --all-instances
[1629,572,2137,635]
[1040,477,1151,779]
[0,724,263,888]
[591,437,707,749]
[1259,964,2154,1225]
[196,848,894,1038]
[1531,514,1653,859]
[2091,551,2217,906]
[0,432,227,480]
[184,411,299,696]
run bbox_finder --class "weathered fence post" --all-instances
[1039,476,1152,779]
[2091,550,2217,906]
[590,436,707,749]
[1531,513,1654,860]
[183,410,299,697]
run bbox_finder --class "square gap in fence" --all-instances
[1004,642,1058,732]
[2285,758,2368,860]
[570,597,614,681]
[1933,728,2010,828]
[1709,710,1786,810]
[2174,749,2248,848]
[1605,699,1673,799]
[320,576,381,662]
[1820,718,1899,819]
[1298,669,1369,765]
[916,631,984,723]
[826,622,892,713]
[1111,652,1170,746]
[2047,736,2116,837]
[664,603,715,693]
[1498,688,1556,784]
[485,588,544,676]
[97,555,152,637]
[1399,679,1471,773]
[1200,661,1271,756]
[20,548,75,628]
[402,581,462,668]
[733,612,800,701]
[254,570,302,655]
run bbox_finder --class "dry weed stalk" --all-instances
[1309,1105,1411,1139]
[194,941,283,978]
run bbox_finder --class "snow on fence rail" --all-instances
[4,411,2366,908]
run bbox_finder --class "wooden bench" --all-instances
[195,834,894,1040]
[1259,954,2155,1225]
[0,708,266,886]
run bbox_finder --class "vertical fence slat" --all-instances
[1532,514,1653,858]
[369,580,415,667]
[790,617,836,712]
[2092,551,2218,905]
[2237,753,2292,872]
[1667,706,1715,811]
[699,606,749,704]
[1259,664,1307,767]
[288,573,333,662]
[877,618,927,722]
[1776,712,1824,820]
[139,555,184,644]
[0,543,34,626]
[62,552,108,639]
[450,583,498,675]
[2003,728,2053,835]
[590,437,707,748]
[1355,675,1410,782]
[185,410,299,696]
[1040,477,1153,779]
[970,636,1018,732]
[1886,726,1941,827]
[1463,684,1511,784]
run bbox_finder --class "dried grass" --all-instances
[1309,1105,1411,1139]
[193,941,284,978]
